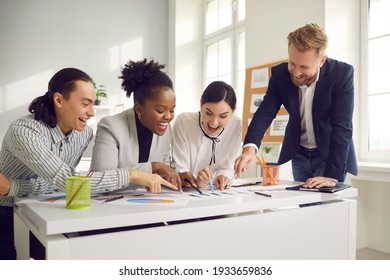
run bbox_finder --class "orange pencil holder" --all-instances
[262,165,280,186]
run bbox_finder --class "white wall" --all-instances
[246,0,325,68]
[0,0,169,143]
[168,0,203,117]
[246,0,359,67]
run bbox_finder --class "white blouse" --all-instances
[172,112,242,179]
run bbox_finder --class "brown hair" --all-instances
[287,23,328,57]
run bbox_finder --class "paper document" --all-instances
[16,193,66,205]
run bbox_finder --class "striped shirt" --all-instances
[0,114,129,207]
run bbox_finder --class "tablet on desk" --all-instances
[231,177,262,187]
[286,183,351,193]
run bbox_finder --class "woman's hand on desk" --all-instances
[128,170,178,193]
[214,175,229,190]
[196,168,213,188]
[0,173,11,196]
[151,162,182,190]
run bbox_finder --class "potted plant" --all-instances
[261,145,273,154]
[94,82,107,105]
[261,145,275,165]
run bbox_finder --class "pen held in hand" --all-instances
[184,179,202,195]
[225,173,237,189]
[209,178,214,192]
[191,184,203,195]
[225,161,249,189]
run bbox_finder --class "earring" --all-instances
[137,114,141,120]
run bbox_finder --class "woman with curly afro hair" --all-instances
[91,59,181,189]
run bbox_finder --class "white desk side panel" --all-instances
[347,199,357,259]
[67,200,355,260]
[14,209,71,260]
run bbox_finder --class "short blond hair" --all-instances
[287,23,328,57]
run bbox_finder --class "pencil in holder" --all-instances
[262,165,280,186]
[66,176,90,209]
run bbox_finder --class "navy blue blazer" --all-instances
[244,58,358,179]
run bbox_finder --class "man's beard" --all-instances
[290,72,317,87]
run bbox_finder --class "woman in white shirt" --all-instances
[172,81,242,190]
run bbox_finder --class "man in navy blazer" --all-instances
[234,23,357,188]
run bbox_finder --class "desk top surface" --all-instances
[16,180,358,235]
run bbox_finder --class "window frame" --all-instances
[203,30,235,86]
[202,0,245,116]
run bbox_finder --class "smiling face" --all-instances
[135,87,176,136]
[54,80,96,134]
[200,101,234,137]
[287,44,327,87]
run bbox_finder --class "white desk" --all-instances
[14,184,358,260]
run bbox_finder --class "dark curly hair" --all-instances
[28,68,93,128]
[119,58,174,104]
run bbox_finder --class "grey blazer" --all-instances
[91,108,172,173]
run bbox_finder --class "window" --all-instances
[205,0,233,35]
[203,0,245,118]
[361,0,390,161]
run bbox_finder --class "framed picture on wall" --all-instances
[250,67,268,88]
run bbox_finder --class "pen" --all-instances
[103,195,124,203]
[209,177,214,192]
[225,173,237,189]
[255,191,272,198]
[86,169,94,178]
[224,161,249,189]
[184,179,202,195]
